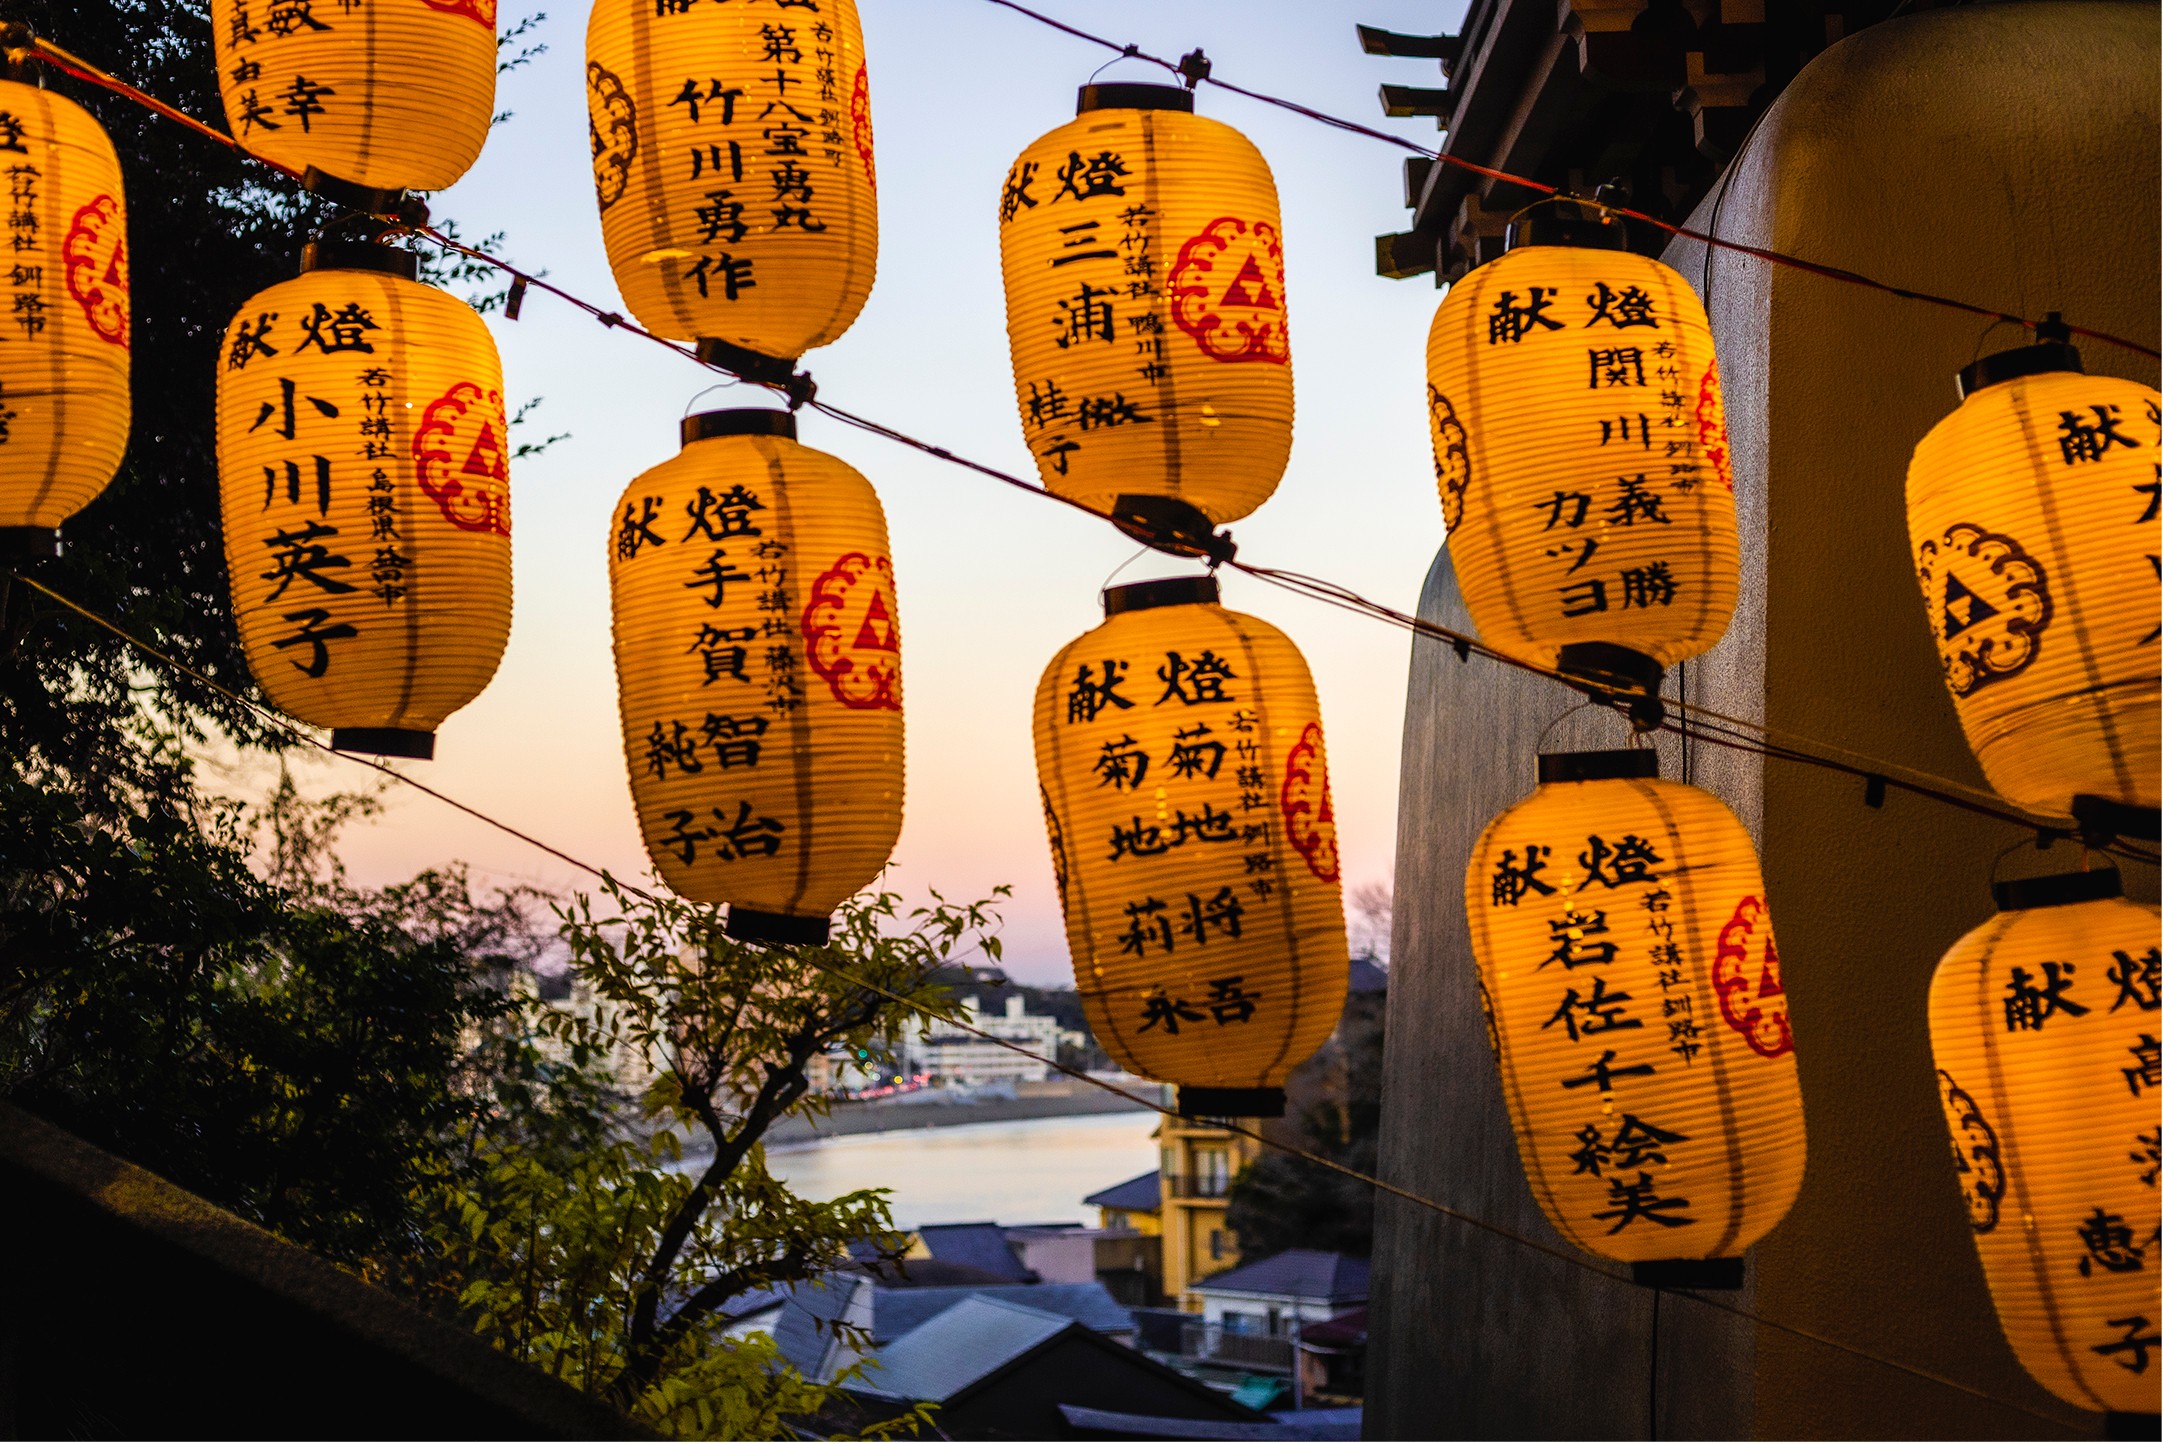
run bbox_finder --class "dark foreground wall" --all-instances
[1367,5,2159,1438]
[0,1104,644,1440]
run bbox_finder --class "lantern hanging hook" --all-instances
[1177,49,1212,89]
[1086,45,1146,85]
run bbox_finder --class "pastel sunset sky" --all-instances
[254,0,1470,983]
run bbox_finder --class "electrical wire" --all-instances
[8,34,2156,862]
[976,0,2160,360]
[0,564,2079,1429]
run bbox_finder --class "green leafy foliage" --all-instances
[485,877,1004,1419]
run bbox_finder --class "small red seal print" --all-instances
[1429,384,1471,530]
[1279,721,1339,884]
[1696,360,1732,491]
[849,63,876,190]
[1712,895,1792,1059]
[63,195,128,347]
[1914,522,2051,698]
[420,0,496,27]
[1167,217,1289,365]
[802,552,901,710]
[413,382,512,536]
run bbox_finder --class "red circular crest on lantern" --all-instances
[802,551,901,710]
[1279,720,1339,883]
[849,64,876,190]
[587,62,638,214]
[63,195,128,348]
[1697,360,1732,492]
[413,382,512,536]
[420,0,496,27]
[1168,217,1289,365]
[1713,895,1792,1059]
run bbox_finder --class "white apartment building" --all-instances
[903,994,1063,1083]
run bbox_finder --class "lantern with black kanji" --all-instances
[1001,84,1293,539]
[586,0,877,366]
[1906,320,2160,835]
[1463,750,1804,1276]
[216,238,512,759]
[1427,208,1737,699]
[1928,866,2160,1413]
[610,409,902,945]
[0,80,129,557]
[209,0,496,194]
[1034,577,1345,1116]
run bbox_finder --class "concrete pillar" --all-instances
[1367,5,2159,1437]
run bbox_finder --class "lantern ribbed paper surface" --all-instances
[1000,86,1292,525]
[1927,869,2161,1413]
[586,0,876,358]
[217,248,511,750]
[1463,753,1805,1261]
[1907,362,2160,817]
[610,412,902,933]
[1428,245,1737,674]
[0,82,129,541]
[210,0,495,192]
[1034,578,1346,1089]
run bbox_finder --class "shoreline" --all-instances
[757,1087,1156,1147]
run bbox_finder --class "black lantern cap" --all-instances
[1633,1258,1744,1291]
[331,728,434,760]
[1539,749,1659,784]
[0,526,58,562]
[1078,83,1193,114]
[1557,642,1664,694]
[727,906,832,947]
[1993,867,2123,913]
[1957,312,2083,400]
[2072,794,2162,843]
[1105,576,1219,616]
[682,408,796,446]
[300,238,420,281]
[1177,1086,1285,1120]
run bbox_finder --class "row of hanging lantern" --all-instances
[1428,201,1799,1285]
[13,10,2157,1405]
[1904,323,2161,1415]
[1010,83,1348,1118]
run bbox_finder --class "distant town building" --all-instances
[903,995,1062,1083]
[1084,1170,1162,1235]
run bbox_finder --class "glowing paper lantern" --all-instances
[1928,866,2161,1413]
[209,0,496,193]
[216,239,511,759]
[610,409,902,944]
[1427,220,1737,694]
[1000,85,1292,530]
[585,0,877,361]
[1907,328,2161,830]
[0,81,129,556]
[1463,750,1804,1270]
[1034,577,1346,1114]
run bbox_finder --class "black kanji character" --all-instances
[2004,960,2089,1032]
[1167,724,1228,780]
[1560,579,1609,617]
[687,253,756,300]
[1492,845,1557,905]
[1119,897,1175,956]
[685,549,751,609]
[2109,947,2160,1013]
[260,520,356,601]
[1183,887,1245,944]
[1204,976,1260,1024]
[2094,1316,2160,1374]
[2126,1033,2160,1097]
[701,712,769,769]
[1000,160,1039,222]
[1488,288,1564,344]
[1052,149,1129,203]
[279,74,336,131]
[1588,347,1647,388]
[1578,833,1663,889]
[228,312,278,369]
[1620,563,1679,609]
[694,189,749,244]
[295,301,378,355]
[1053,281,1117,348]
[1068,659,1135,722]
[646,719,704,779]
[683,483,765,541]
[2057,405,2141,465]
[1560,1048,1655,1094]
[1605,474,1672,526]
[1591,1171,1695,1233]
[1139,989,1204,1033]
[1585,281,1658,329]
[2076,1207,2149,1277]
[711,799,786,860]
[1543,908,1619,971]
[1093,734,1148,791]
[1156,650,1237,705]
[617,496,667,559]
[1542,974,1643,1042]
[268,608,357,678]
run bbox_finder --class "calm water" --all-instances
[759,1112,1160,1229]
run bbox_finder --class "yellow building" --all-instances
[1155,1112,1265,1309]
